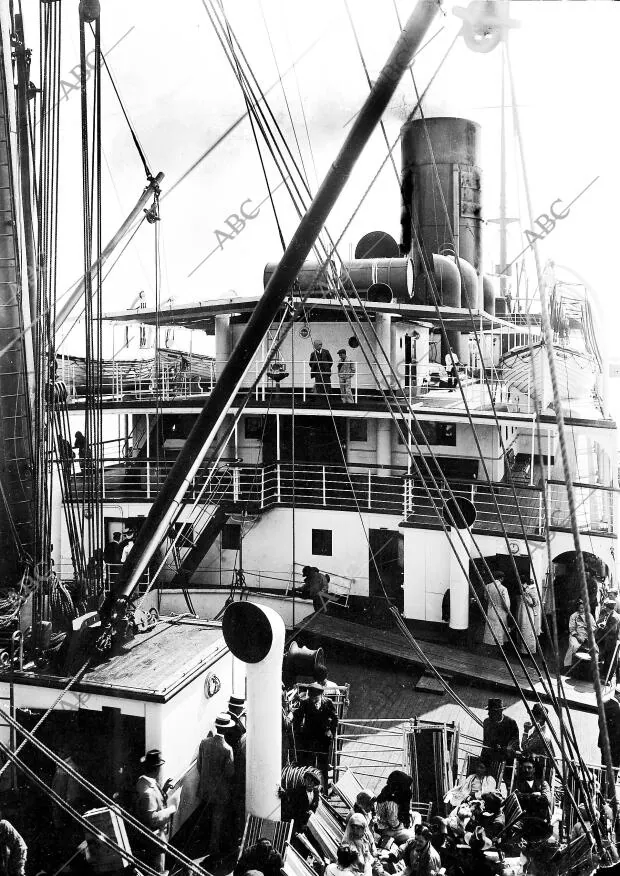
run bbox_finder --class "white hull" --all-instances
[140,588,316,628]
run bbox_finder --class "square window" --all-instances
[311,529,332,556]
[222,524,241,551]
[244,416,264,440]
[349,419,368,443]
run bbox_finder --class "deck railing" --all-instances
[58,456,614,537]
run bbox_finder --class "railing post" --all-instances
[403,480,407,517]
[102,463,105,500]
[538,492,543,535]
[277,463,281,503]
[146,459,151,499]
[303,362,307,402]
[233,468,240,503]
[354,369,358,404]
[261,467,265,509]
[322,466,327,506]
[368,470,371,509]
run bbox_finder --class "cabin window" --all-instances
[222,524,241,551]
[244,416,264,440]
[397,421,456,446]
[349,419,368,443]
[312,529,332,556]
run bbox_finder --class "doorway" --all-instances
[369,529,404,615]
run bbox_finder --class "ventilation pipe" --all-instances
[340,257,413,301]
[263,260,335,292]
[483,275,496,316]
[222,602,285,820]
[412,253,461,307]
[444,496,477,633]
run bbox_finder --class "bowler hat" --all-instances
[487,698,504,711]
[140,749,165,769]
[228,695,245,717]
[532,703,548,719]
[337,349,346,355]
[306,681,325,695]
[215,712,235,730]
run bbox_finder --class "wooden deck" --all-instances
[328,650,602,792]
[299,614,606,715]
[10,619,227,702]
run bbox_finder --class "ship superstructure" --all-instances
[51,117,617,637]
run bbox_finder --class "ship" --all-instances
[0,1,618,874]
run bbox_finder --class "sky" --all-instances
[19,0,620,415]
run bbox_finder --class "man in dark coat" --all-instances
[293,682,338,788]
[103,532,123,586]
[482,698,519,773]
[297,566,328,611]
[597,598,620,679]
[514,758,552,826]
[599,690,620,767]
[283,769,321,834]
[197,713,235,859]
[309,340,332,396]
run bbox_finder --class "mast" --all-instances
[0,10,35,582]
[99,0,442,638]
[55,172,164,333]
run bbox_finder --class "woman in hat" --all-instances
[517,577,540,655]
[521,704,553,760]
[482,572,510,650]
[375,771,417,845]
[444,758,498,809]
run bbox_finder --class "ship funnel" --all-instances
[223,602,284,820]
[400,117,483,271]
[443,496,477,633]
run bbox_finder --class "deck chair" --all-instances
[307,811,339,861]
[331,768,365,810]
[283,842,320,876]
[294,830,325,866]
[465,753,506,788]
[502,792,524,833]
[318,797,346,833]
[549,832,594,874]
[238,815,294,860]
[410,801,433,823]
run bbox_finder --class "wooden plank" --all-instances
[300,615,601,714]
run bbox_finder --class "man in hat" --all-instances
[463,826,496,875]
[225,696,246,841]
[293,682,338,788]
[309,339,332,397]
[297,566,329,611]
[563,598,595,671]
[521,704,554,760]
[336,348,355,404]
[135,749,177,874]
[197,713,235,859]
[597,596,620,679]
[599,687,620,767]
[482,699,519,775]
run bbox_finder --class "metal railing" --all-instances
[57,455,615,536]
